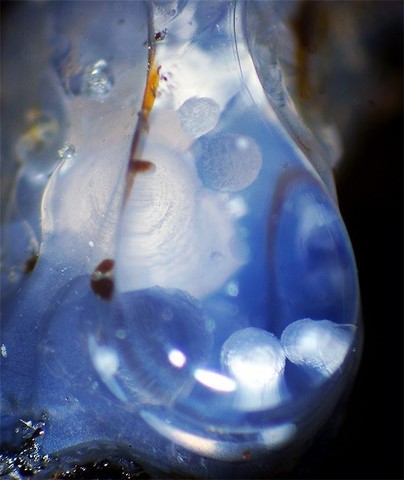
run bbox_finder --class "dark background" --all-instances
[308,2,403,478]
[330,117,403,478]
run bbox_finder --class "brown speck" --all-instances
[91,258,115,300]
[129,159,156,174]
[242,450,251,460]
[95,258,115,274]
[154,29,167,41]
[158,67,169,82]
[24,252,39,274]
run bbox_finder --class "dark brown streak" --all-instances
[123,10,159,206]
[91,258,115,300]
[129,159,156,174]
[24,252,39,274]
[124,111,150,202]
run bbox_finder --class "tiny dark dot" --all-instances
[242,450,251,460]
[154,29,167,42]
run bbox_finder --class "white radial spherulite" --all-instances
[221,327,286,411]
[115,144,245,299]
[196,133,263,192]
[280,318,356,378]
[178,97,221,138]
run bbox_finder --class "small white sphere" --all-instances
[221,327,286,410]
[281,318,355,377]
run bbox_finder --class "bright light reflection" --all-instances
[226,196,248,218]
[168,349,187,368]
[140,410,255,461]
[194,368,236,392]
[140,411,293,462]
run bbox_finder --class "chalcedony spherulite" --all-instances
[0,1,361,478]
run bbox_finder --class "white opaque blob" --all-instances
[221,327,286,411]
[280,319,356,378]
[58,143,76,160]
[88,336,127,403]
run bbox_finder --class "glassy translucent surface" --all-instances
[0,1,361,478]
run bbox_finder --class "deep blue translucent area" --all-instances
[267,171,358,337]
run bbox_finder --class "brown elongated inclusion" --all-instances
[91,258,115,300]
[90,12,160,299]
[123,37,160,204]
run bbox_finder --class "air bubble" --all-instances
[196,134,262,192]
[205,318,216,332]
[58,143,76,160]
[115,328,126,340]
[210,251,224,264]
[178,97,220,138]
[115,329,126,340]
[81,59,114,99]
[161,308,174,321]
[7,268,22,284]
[226,281,239,297]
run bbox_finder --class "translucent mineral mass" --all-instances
[1,1,362,478]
